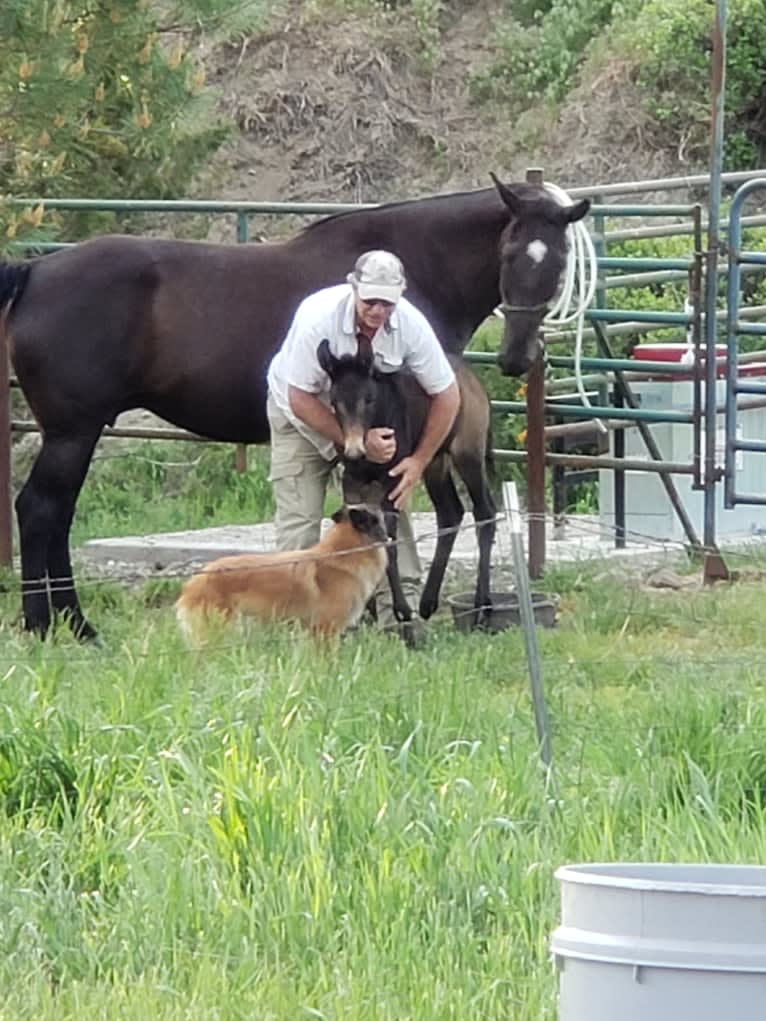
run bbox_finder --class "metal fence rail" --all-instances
[4,166,766,570]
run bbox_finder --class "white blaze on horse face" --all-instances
[343,425,366,460]
[526,239,548,265]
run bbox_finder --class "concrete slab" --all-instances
[80,512,671,573]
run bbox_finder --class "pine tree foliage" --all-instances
[0,0,271,247]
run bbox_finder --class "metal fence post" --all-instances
[504,480,553,774]
[526,167,547,579]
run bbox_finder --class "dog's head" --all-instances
[331,504,387,546]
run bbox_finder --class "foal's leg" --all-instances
[15,428,101,639]
[419,457,463,620]
[451,450,497,629]
[382,505,416,645]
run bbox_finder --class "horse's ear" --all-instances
[563,197,591,224]
[490,172,523,218]
[331,505,348,524]
[356,335,374,371]
[317,338,337,377]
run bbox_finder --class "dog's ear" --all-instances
[348,506,377,534]
[317,338,338,377]
[331,506,349,524]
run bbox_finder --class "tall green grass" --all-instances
[66,442,276,543]
[1,553,766,1018]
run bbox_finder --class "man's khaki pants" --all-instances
[267,395,421,623]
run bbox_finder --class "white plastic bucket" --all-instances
[551,863,766,1021]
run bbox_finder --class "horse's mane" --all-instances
[300,184,507,236]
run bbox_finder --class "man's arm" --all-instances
[288,385,345,449]
[388,380,461,509]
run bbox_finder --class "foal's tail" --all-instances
[0,260,32,317]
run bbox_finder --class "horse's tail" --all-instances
[0,260,32,317]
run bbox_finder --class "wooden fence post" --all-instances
[0,325,12,567]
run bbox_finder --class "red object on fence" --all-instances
[632,343,766,381]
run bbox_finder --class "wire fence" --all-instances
[2,505,765,668]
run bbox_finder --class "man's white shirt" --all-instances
[267,284,455,459]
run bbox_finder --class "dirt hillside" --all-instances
[191,0,682,235]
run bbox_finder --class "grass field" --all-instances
[2,522,766,1019]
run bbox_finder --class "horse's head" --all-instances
[491,173,590,377]
[318,337,377,460]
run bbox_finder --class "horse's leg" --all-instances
[419,457,463,620]
[16,428,101,639]
[452,451,497,629]
[382,505,416,645]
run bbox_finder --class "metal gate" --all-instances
[725,179,766,508]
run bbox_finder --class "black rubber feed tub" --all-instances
[446,591,558,633]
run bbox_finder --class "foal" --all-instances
[318,338,496,629]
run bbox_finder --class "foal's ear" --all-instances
[490,172,523,218]
[330,505,348,524]
[356,335,374,371]
[317,338,337,376]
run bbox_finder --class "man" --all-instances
[266,249,461,627]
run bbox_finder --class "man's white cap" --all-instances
[347,250,407,304]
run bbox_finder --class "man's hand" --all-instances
[388,454,426,509]
[365,427,396,464]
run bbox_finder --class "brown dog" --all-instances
[175,505,388,646]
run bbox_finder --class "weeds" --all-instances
[0,555,765,1017]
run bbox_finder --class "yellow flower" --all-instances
[23,204,45,227]
[134,105,152,129]
[137,35,155,65]
[517,429,528,446]
[66,55,85,78]
[188,67,206,93]
[19,60,34,80]
[167,44,184,70]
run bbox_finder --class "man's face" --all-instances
[354,293,396,337]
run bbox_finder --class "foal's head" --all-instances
[491,173,590,377]
[318,338,380,460]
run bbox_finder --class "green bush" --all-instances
[471,0,624,104]
[631,0,766,167]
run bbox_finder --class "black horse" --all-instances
[319,338,496,632]
[0,174,589,638]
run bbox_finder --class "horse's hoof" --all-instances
[382,617,427,649]
[24,619,52,640]
[75,622,100,643]
[471,603,493,631]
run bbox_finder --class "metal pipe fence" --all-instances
[5,166,766,568]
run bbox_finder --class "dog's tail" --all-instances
[175,577,212,649]
[175,595,200,648]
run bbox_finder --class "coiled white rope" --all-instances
[543,181,602,431]
[495,180,603,432]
